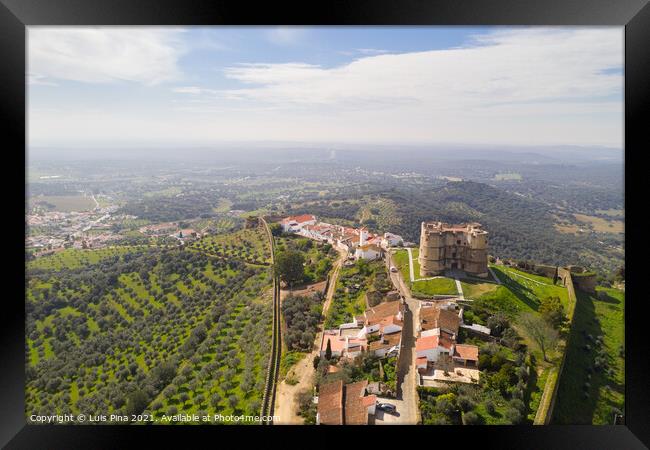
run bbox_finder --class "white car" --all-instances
[390,266,398,273]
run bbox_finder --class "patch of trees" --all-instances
[282,294,323,351]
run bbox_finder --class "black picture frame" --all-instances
[2,0,648,448]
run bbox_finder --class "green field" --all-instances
[552,287,625,424]
[31,195,96,212]
[411,277,458,297]
[484,266,570,314]
[460,279,499,299]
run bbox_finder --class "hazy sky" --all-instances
[28,26,623,149]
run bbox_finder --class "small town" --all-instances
[273,214,493,425]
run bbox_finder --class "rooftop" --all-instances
[420,306,460,334]
[422,221,487,235]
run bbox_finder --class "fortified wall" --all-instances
[418,221,488,278]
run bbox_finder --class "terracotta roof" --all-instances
[377,315,403,332]
[344,380,371,425]
[420,306,460,334]
[416,335,439,351]
[454,344,479,361]
[282,214,316,224]
[318,380,344,425]
[365,302,401,325]
[416,356,428,366]
[369,331,402,351]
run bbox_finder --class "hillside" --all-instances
[26,226,274,423]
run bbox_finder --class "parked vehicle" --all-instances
[377,402,397,414]
[390,266,398,273]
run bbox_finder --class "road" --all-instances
[387,250,421,425]
[274,248,347,424]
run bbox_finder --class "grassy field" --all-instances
[31,195,96,212]
[460,279,499,299]
[494,172,523,181]
[486,265,570,313]
[574,213,624,234]
[552,287,625,424]
[411,277,458,297]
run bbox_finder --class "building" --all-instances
[280,214,317,233]
[321,300,404,359]
[381,232,404,249]
[415,304,480,386]
[418,221,488,278]
[316,379,377,425]
[354,243,382,261]
[320,331,368,359]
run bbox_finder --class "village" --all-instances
[275,214,490,425]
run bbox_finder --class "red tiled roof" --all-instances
[282,214,316,224]
[454,344,479,361]
[318,380,344,425]
[416,335,439,351]
[344,380,371,425]
[420,306,460,334]
[365,302,401,325]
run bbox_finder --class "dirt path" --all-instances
[274,248,347,424]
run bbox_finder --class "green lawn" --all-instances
[411,277,458,298]
[460,279,499,299]
[552,287,625,424]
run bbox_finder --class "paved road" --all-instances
[387,251,421,425]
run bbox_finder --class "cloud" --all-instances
[172,86,218,95]
[219,28,622,113]
[265,27,308,45]
[356,48,390,55]
[28,27,187,85]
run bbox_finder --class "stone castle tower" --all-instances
[418,221,488,278]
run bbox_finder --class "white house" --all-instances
[354,244,382,261]
[415,334,455,363]
[280,214,317,233]
[381,232,404,249]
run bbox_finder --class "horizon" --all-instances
[28,26,623,149]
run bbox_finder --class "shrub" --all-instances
[463,411,481,425]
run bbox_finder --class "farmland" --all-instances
[30,195,96,212]
[26,225,274,423]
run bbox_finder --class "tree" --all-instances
[463,411,481,425]
[325,339,332,360]
[519,312,559,362]
[539,296,564,329]
[125,390,149,416]
[275,250,305,286]
[269,223,282,236]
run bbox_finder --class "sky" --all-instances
[27,26,624,149]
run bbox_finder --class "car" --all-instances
[376,402,397,414]
[390,266,398,273]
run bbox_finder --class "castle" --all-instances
[418,222,488,278]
